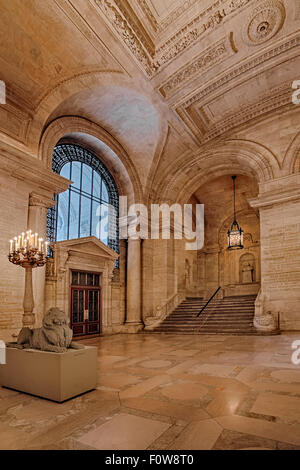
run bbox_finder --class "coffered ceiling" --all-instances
[96,0,299,144]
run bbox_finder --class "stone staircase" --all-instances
[152,295,259,335]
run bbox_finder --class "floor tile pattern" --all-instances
[1,333,300,450]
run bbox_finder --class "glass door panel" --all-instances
[70,271,101,337]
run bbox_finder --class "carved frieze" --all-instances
[95,0,158,76]
[95,0,253,76]
[138,0,200,33]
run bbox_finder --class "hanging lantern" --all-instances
[227,176,244,250]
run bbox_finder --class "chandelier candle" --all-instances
[8,231,48,328]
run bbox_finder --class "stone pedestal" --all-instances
[0,346,97,402]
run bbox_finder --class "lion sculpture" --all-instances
[7,308,84,353]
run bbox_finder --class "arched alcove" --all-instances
[184,174,260,298]
[151,139,280,206]
[239,252,256,284]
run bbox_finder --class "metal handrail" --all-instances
[196,286,221,317]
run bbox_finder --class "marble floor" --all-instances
[1,332,300,450]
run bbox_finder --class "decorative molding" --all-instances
[179,83,292,144]
[95,0,158,76]
[138,0,159,32]
[54,0,109,64]
[243,0,286,46]
[114,0,155,55]
[29,192,56,209]
[201,81,292,143]
[0,103,31,145]
[180,33,300,109]
[95,0,253,76]
[138,0,201,33]
[174,33,300,143]
[155,0,252,70]
[159,37,235,98]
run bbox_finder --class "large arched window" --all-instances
[47,144,119,255]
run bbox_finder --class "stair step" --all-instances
[152,294,258,336]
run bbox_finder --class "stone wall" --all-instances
[250,177,300,330]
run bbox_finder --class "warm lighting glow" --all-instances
[227,176,244,250]
[227,220,244,250]
[8,230,48,267]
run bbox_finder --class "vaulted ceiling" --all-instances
[0,0,299,195]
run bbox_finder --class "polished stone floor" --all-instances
[1,332,300,450]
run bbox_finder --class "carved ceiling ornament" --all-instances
[95,0,253,76]
[95,0,158,75]
[243,0,286,45]
[139,0,200,33]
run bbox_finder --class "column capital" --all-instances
[127,236,142,242]
[29,192,56,209]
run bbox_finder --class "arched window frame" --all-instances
[47,144,119,256]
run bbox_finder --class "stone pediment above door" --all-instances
[53,236,119,262]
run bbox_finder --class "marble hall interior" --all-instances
[0,0,300,451]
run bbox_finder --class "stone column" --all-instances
[123,238,144,333]
[27,192,55,327]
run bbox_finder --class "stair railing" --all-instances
[144,291,186,331]
[196,286,221,317]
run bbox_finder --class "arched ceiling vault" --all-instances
[0,0,300,202]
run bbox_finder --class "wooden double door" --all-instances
[70,270,101,337]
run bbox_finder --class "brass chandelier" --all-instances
[227,175,244,250]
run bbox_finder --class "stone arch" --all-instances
[217,208,260,294]
[28,72,169,190]
[152,139,280,205]
[38,116,143,204]
[28,70,141,150]
[282,130,300,174]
